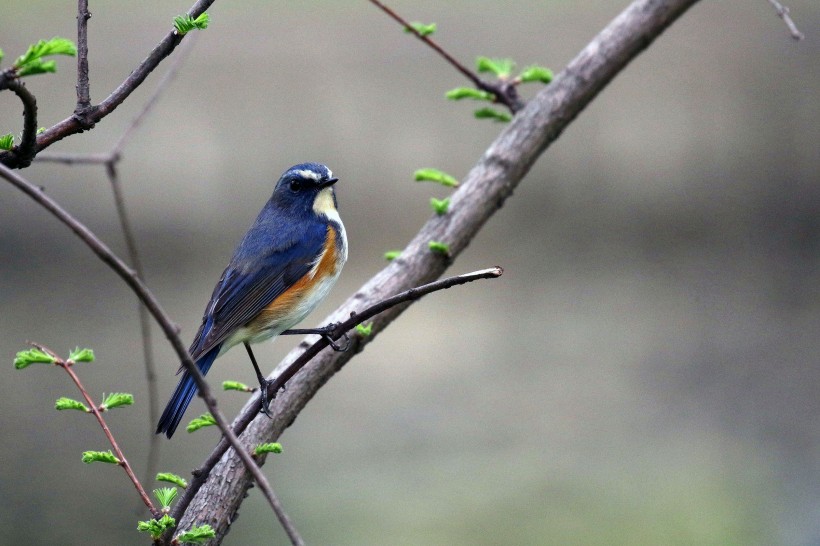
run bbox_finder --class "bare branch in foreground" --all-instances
[767,0,805,40]
[0,163,280,530]
[176,1,701,543]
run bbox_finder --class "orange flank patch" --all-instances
[255,226,339,327]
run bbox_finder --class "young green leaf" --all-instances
[430,197,451,215]
[100,392,134,410]
[474,107,512,123]
[254,442,283,456]
[14,38,77,68]
[404,22,437,37]
[68,347,95,363]
[519,65,553,84]
[355,323,373,337]
[428,241,451,255]
[16,60,59,77]
[176,524,216,544]
[14,348,56,369]
[445,87,494,101]
[222,380,251,392]
[186,413,216,433]
[174,13,210,35]
[384,250,401,262]
[413,168,459,188]
[476,56,515,78]
[156,472,188,488]
[137,514,176,539]
[0,48,4,63]
[153,487,178,509]
[82,450,120,464]
[55,397,89,412]
[0,134,12,151]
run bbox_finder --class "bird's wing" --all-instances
[188,223,327,361]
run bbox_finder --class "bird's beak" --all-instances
[320,177,339,188]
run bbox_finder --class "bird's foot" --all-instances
[325,331,350,352]
[258,377,274,418]
[283,322,350,352]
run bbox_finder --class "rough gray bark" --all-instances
[178,0,701,542]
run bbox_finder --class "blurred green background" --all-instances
[1,1,818,544]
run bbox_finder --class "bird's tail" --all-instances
[156,347,220,438]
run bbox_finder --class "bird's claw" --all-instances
[325,331,350,352]
[258,378,274,418]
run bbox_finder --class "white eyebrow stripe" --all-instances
[292,169,321,181]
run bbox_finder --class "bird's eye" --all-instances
[289,180,302,192]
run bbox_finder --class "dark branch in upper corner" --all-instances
[0,0,216,169]
[767,0,805,41]
[367,0,525,113]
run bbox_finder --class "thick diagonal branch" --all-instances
[176,0,701,543]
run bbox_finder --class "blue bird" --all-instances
[156,163,347,438]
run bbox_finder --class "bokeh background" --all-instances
[1,1,818,544]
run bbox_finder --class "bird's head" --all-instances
[272,163,339,218]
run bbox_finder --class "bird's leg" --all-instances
[244,342,273,418]
[282,322,350,352]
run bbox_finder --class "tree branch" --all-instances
[30,343,160,518]
[368,0,524,113]
[0,164,281,534]
[767,0,804,41]
[35,33,197,495]
[169,267,503,526]
[176,1,701,542]
[1,80,39,168]
[0,0,215,168]
[75,0,92,113]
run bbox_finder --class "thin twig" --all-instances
[31,343,159,518]
[170,267,503,523]
[367,0,524,113]
[767,0,804,40]
[75,0,92,111]
[35,152,112,164]
[111,33,198,158]
[105,161,160,494]
[0,164,280,530]
[107,31,196,494]
[273,267,503,393]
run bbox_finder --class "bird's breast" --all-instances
[253,224,346,336]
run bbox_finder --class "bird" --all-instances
[156,162,347,438]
